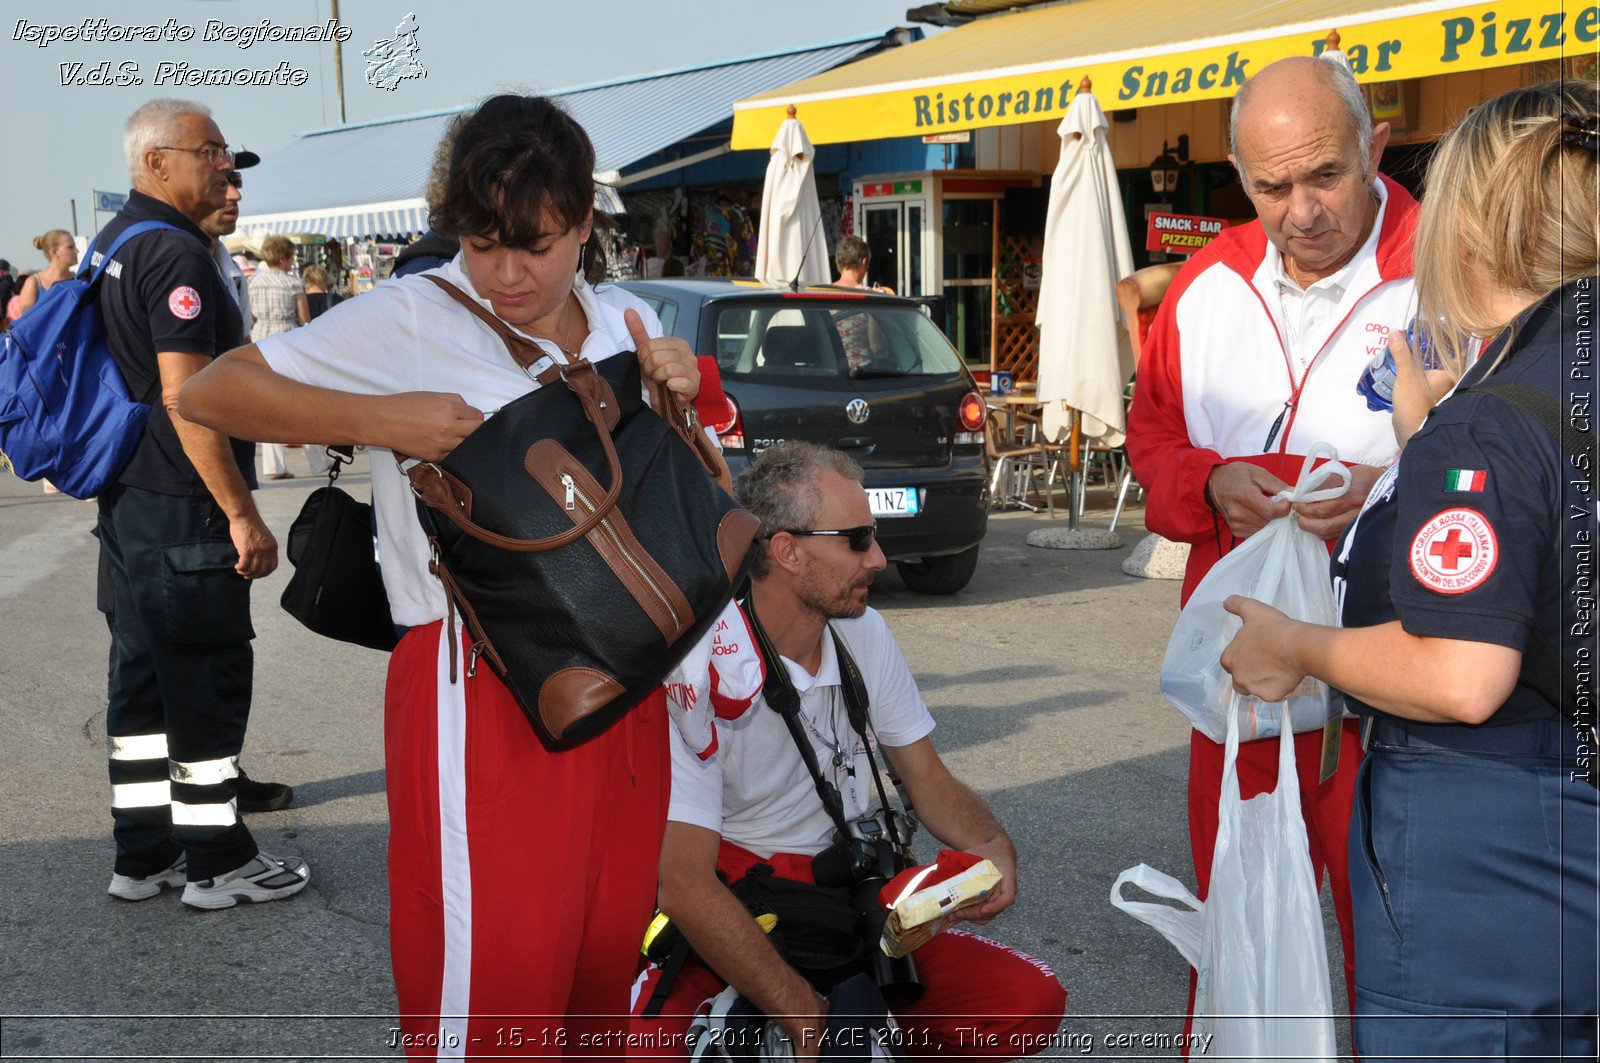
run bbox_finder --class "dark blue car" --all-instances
[620,279,989,594]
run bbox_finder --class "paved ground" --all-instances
[0,454,1348,1060]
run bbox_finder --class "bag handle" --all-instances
[1271,441,1351,506]
[408,277,626,552]
[1109,864,1203,970]
[423,273,723,480]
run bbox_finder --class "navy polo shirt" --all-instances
[1334,281,1595,726]
[94,190,255,495]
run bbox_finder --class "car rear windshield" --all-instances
[711,301,966,383]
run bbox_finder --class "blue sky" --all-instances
[0,0,922,268]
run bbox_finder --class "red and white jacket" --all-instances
[1126,175,1419,605]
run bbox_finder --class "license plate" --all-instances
[867,487,921,518]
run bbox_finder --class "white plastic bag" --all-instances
[1112,697,1337,1061]
[1160,444,1351,742]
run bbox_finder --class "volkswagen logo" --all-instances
[845,399,870,425]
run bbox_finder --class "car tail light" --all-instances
[715,394,745,450]
[958,392,986,432]
[954,390,986,446]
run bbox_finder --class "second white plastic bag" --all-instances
[1160,443,1351,742]
[1111,694,1337,1061]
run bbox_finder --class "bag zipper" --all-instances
[561,471,681,631]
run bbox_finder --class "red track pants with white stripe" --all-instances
[387,621,671,1060]
[1183,720,1363,1048]
[628,846,1067,1060]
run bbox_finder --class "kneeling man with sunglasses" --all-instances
[630,442,1065,1062]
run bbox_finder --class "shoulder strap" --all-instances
[423,274,559,375]
[83,221,184,287]
[743,596,855,838]
[829,624,918,834]
[1465,381,1594,486]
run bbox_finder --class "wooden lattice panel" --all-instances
[992,234,1041,378]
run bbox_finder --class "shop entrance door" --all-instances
[861,202,925,296]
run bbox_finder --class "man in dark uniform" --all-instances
[98,98,309,910]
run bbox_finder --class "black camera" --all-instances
[812,817,923,1009]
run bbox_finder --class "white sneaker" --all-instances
[108,854,186,901]
[180,852,310,910]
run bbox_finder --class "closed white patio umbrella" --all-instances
[1035,81,1135,446]
[754,106,830,288]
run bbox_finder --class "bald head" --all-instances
[1227,56,1389,284]
[1230,57,1374,186]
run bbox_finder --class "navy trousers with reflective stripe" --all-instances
[98,483,259,881]
[1350,736,1600,1060]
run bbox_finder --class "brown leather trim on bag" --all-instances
[716,509,762,583]
[525,439,691,642]
[539,667,626,741]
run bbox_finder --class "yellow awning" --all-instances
[733,0,1586,148]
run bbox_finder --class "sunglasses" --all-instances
[773,524,878,552]
[225,170,244,190]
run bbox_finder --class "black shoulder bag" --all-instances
[280,446,400,652]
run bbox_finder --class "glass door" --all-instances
[862,203,904,294]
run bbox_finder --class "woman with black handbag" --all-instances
[180,95,751,1059]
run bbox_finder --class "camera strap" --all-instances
[743,596,914,841]
[745,596,856,838]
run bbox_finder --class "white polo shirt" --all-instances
[1262,180,1393,378]
[667,607,936,859]
[257,254,664,626]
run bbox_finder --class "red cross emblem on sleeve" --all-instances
[168,286,202,320]
[1409,508,1498,594]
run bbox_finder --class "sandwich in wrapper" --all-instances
[877,850,1003,958]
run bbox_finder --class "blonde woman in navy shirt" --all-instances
[1222,80,1600,1060]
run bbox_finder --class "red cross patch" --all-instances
[1409,508,1498,594]
[167,286,202,320]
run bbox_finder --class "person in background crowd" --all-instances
[1223,79,1600,1061]
[250,234,327,480]
[16,231,82,493]
[95,97,308,910]
[300,264,343,319]
[391,230,459,278]
[632,441,1065,1063]
[203,153,259,327]
[830,235,890,371]
[1124,55,1419,1035]
[0,259,16,322]
[15,229,80,318]
[178,93,705,1060]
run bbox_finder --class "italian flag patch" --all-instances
[1445,469,1486,492]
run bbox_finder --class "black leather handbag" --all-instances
[407,278,760,751]
[280,448,400,652]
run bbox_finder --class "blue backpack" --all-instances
[0,221,180,499]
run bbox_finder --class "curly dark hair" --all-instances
[732,442,864,579]
[427,94,613,282]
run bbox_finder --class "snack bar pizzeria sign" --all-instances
[1147,213,1227,255]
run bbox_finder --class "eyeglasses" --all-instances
[225,170,244,190]
[156,143,234,167]
[772,524,878,552]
